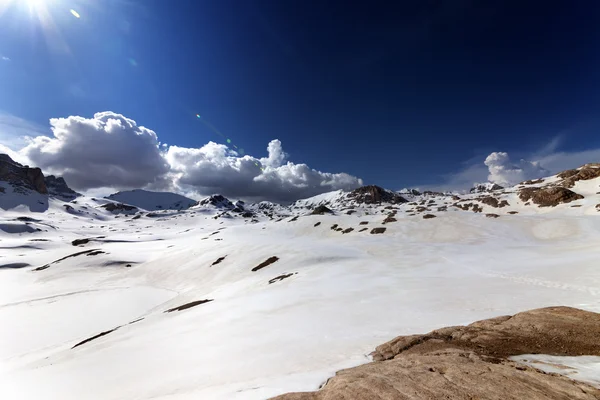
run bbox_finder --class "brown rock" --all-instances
[519,187,584,207]
[272,307,600,400]
[347,185,408,204]
[370,227,386,234]
[507,211,519,214]
[558,164,600,187]
[382,216,397,224]
[486,213,500,218]
[359,221,369,225]
[521,178,545,185]
[422,214,436,219]
[252,256,279,272]
[0,154,48,194]
[479,196,500,207]
[311,205,333,215]
[342,228,354,234]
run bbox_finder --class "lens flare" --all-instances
[69,9,80,18]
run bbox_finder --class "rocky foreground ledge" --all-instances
[273,307,600,399]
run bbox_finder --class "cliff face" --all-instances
[0,154,48,194]
[45,175,81,200]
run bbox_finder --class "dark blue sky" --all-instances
[1,0,600,189]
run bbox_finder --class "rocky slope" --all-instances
[0,153,47,195]
[273,306,600,400]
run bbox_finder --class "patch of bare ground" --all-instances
[268,272,297,284]
[252,256,280,272]
[486,213,500,218]
[313,222,321,227]
[211,256,226,266]
[508,211,519,214]
[358,228,368,232]
[165,299,213,313]
[34,248,103,271]
[422,214,436,219]
[272,307,600,400]
[370,227,386,234]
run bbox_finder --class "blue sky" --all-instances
[1,0,600,200]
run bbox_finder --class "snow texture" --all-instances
[1,169,600,399]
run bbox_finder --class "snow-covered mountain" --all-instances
[106,189,198,211]
[0,154,79,212]
[1,158,600,399]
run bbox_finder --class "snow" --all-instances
[106,189,198,211]
[0,175,600,399]
[510,355,600,389]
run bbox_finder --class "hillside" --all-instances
[1,158,600,399]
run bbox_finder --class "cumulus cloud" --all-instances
[167,139,362,203]
[423,140,600,192]
[484,152,548,186]
[5,111,362,202]
[20,112,170,190]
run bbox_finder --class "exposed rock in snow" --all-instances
[557,163,600,188]
[310,205,333,215]
[198,194,234,209]
[45,175,81,201]
[347,185,408,204]
[470,182,504,193]
[0,153,47,194]
[519,186,584,207]
[273,307,600,399]
[100,202,139,214]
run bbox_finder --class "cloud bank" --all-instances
[484,152,548,187]
[8,111,362,202]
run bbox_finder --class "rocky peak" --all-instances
[347,185,408,204]
[469,182,504,194]
[45,175,81,200]
[199,194,234,209]
[0,153,47,194]
[398,188,421,196]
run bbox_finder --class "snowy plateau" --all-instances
[1,154,600,399]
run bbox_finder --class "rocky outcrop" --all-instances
[470,182,504,193]
[557,163,600,188]
[101,202,138,213]
[519,186,584,207]
[478,196,509,208]
[347,185,408,204]
[45,175,80,200]
[273,307,600,400]
[199,194,234,209]
[0,154,47,194]
[310,205,333,215]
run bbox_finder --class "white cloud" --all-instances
[1,56,9,61]
[484,152,548,187]
[20,112,170,190]
[4,112,363,202]
[167,139,362,203]
[425,141,600,192]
